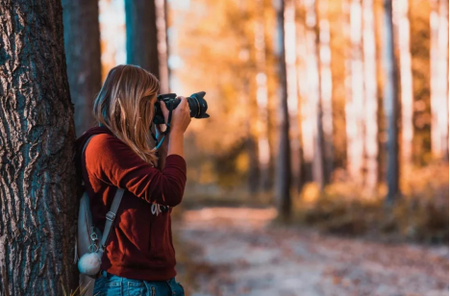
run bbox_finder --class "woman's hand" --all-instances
[171,96,191,134]
[157,96,191,159]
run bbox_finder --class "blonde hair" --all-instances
[93,64,160,166]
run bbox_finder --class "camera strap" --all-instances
[151,101,174,150]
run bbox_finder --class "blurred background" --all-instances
[64,0,449,294]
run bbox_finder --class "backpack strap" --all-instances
[82,135,125,256]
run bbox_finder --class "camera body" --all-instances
[153,91,210,124]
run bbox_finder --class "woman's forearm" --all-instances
[167,130,184,158]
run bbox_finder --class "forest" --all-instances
[0,0,448,295]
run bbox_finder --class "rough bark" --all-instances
[62,0,102,137]
[276,0,292,221]
[125,0,160,78]
[382,0,400,204]
[0,0,79,295]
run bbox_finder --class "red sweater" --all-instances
[74,127,186,281]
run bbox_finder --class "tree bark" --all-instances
[125,0,160,78]
[62,0,102,137]
[382,0,400,204]
[276,0,292,221]
[0,1,79,295]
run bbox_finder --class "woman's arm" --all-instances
[86,134,186,207]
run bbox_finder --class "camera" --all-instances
[153,91,210,124]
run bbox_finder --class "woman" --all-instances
[74,64,190,296]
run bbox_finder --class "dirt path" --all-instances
[174,207,448,296]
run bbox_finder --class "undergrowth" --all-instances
[293,163,449,243]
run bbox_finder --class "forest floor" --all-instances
[173,207,449,296]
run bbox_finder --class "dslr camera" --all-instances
[153,91,210,125]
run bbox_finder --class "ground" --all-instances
[174,207,449,296]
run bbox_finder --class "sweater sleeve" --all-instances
[85,134,187,207]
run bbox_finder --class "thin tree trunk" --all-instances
[255,0,272,192]
[346,0,365,184]
[302,0,326,190]
[362,0,379,191]
[383,0,400,204]
[297,3,314,184]
[155,0,170,93]
[62,0,102,137]
[285,0,302,192]
[430,0,449,160]
[395,0,414,166]
[318,0,334,185]
[0,1,79,295]
[295,4,309,192]
[276,0,292,221]
[125,0,159,78]
[328,0,348,173]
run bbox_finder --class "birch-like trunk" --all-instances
[0,0,79,294]
[62,0,102,137]
[395,0,414,166]
[346,0,365,184]
[362,0,379,191]
[430,0,449,160]
[383,0,400,203]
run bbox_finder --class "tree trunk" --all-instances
[276,0,292,221]
[255,0,272,193]
[317,0,334,185]
[395,0,414,166]
[430,0,449,160]
[346,0,365,185]
[155,0,170,93]
[302,0,326,190]
[62,0,102,137]
[284,0,302,193]
[0,1,79,295]
[295,4,309,193]
[125,0,160,78]
[296,3,314,185]
[362,0,379,191]
[382,0,400,204]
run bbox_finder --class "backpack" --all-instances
[73,135,125,289]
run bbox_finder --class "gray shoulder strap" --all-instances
[82,135,125,253]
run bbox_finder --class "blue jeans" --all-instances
[93,270,185,296]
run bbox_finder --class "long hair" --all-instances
[93,64,160,166]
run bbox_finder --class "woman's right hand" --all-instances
[170,96,191,134]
